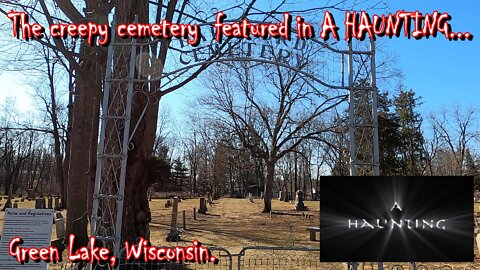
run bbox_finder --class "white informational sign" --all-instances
[0,208,54,270]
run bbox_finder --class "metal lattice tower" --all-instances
[89,25,138,269]
[346,39,380,270]
[348,39,379,177]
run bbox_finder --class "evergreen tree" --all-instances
[378,91,403,175]
[332,87,425,176]
[393,89,425,175]
[171,159,189,192]
[146,156,171,192]
[351,86,404,176]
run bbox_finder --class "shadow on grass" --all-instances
[183,227,280,246]
[270,211,303,217]
[203,213,221,217]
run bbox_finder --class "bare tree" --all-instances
[1,0,387,245]
[34,45,68,205]
[200,48,346,212]
[429,106,479,175]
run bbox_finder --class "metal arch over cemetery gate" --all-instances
[89,22,379,269]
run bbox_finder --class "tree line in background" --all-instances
[3,85,479,203]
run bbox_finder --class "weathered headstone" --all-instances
[198,198,207,214]
[12,202,18,208]
[166,197,181,242]
[55,215,66,240]
[35,198,45,209]
[170,197,179,230]
[54,197,60,210]
[47,197,53,209]
[295,190,308,211]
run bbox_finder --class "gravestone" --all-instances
[166,197,181,242]
[47,197,53,209]
[260,192,264,199]
[35,198,45,209]
[170,197,179,229]
[198,198,207,214]
[55,215,66,240]
[248,193,254,203]
[295,190,308,211]
[13,202,18,208]
[54,197,60,210]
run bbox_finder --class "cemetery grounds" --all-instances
[0,197,479,269]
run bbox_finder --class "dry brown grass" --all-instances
[148,197,320,252]
[0,198,478,269]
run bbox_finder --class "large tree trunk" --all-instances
[65,0,109,249]
[113,0,155,243]
[263,159,276,213]
[66,45,102,249]
[122,98,153,242]
[119,84,160,243]
[114,0,182,243]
